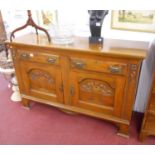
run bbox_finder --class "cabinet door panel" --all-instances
[18,61,63,103]
[69,71,126,116]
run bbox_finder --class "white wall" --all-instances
[2,10,155,112]
[2,10,155,41]
[58,10,155,41]
[1,10,38,39]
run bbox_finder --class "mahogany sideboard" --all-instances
[7,34,146,137]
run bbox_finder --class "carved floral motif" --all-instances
[79,79,114,96]
[29,69,54,84]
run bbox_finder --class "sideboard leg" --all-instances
[21,98,30,109]
[117,124,129,138]
[139,131,147,142]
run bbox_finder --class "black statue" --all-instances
[88,10,108,44]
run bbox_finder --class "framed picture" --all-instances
[111,10,155,33]
[37,10,58,30]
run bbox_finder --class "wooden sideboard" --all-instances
[6,34,146,137]
[140,71,155,141]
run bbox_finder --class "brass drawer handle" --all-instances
[72,60,86,69]
[109,65,122,73]
[20,53,30,59]
[47,57,57,64]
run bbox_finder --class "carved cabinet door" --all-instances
[16,60,63,104]
[69,71,126,117]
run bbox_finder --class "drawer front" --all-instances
[16,50,60,65]
[70,57,128,75]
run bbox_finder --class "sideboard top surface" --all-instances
[7,33,148,59]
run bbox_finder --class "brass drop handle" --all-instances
[20,53,30,59]
[109,65,122,73]
[47,57,57,64]
[72,60,86,69]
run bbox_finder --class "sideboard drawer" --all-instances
[70,57,128,75]
[17,50,60,65]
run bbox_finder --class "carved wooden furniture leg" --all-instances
[139,131,147,142]
[21,98,30,109]
[117,124,129,138]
